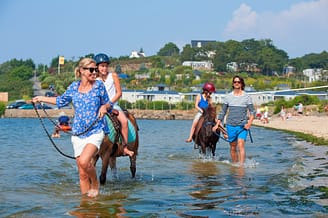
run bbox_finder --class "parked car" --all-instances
[19,103,53,110]
[6,100,27,109]
[45,91,57,97]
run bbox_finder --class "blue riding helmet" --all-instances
[94,53,110,65]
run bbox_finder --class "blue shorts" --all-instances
[226,125,247,142]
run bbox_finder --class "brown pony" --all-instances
[193,104,224,156]
[94,110,139,185]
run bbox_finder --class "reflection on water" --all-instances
[189,161,221,201]
[69,194,127,218]
[0,118,327,217]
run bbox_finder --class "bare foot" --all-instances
[87,189,99,198]
[123,146,134,157]
[87,179,99,198]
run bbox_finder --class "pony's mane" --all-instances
[206,104,217,119]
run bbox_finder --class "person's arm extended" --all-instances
[32,96,56,105]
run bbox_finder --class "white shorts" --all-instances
[193,111,203,122]
[71,131,104,157]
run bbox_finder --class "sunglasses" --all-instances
[83,67,98,73]
[233,80,241,84]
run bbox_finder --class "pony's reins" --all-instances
[204,121,254,143]
[40,105,99,137]
[32,102,101,160]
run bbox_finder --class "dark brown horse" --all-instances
[95,110,139,185]
[193,104,225,156]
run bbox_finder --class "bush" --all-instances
[175,101,194,110]
[273,99,288,114]
[318,100,328,113]
[273,94,323,114]
[0,102,6,117]
[292,94,320,106]
[118,100,132,110]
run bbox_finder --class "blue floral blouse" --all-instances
[56,80,109,138]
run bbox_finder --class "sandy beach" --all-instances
[253,114,328,141]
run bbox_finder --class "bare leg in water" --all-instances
[77,143,99,197]
[117,111,134,157]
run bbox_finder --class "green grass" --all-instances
[253,124,328,146]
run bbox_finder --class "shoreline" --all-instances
[253,114,328,145]
[4,108,327,145]
[3,108,195,120]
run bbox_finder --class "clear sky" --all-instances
[1,0,327,65]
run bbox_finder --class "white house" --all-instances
[121,90,144,103]
[139,91,182,103]
[303,68,321,82]
[226,62,238,72]
[182,61,213,70]
[249,92,275,106]
[129,50,146,58]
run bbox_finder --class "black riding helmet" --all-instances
[94,53,110,65]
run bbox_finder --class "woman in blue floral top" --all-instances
[32,58,109,197]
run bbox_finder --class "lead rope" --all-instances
[40,104,99,137]
[211,123,254,143]
[32,102,76,159]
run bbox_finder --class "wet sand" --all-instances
[253,114,328,140]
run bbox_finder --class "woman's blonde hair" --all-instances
[74,58,96,79]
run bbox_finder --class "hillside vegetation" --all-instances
[0,39,327,107]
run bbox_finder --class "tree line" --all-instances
[0,38,327,102]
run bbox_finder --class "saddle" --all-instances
[104,109,137,144]
[193,116,227,139]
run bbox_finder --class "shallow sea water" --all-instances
[0,118,327,217]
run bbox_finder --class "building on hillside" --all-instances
[191,40,217,58]
[129,50,146,58]
[206,51,216,58]
[303,68,322,82]
[135,72,151,79]
[239,63,261,72]
[226,62,238,72]
[283,66,296,76]
[182,61,213,70]
[191,40,216,48]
